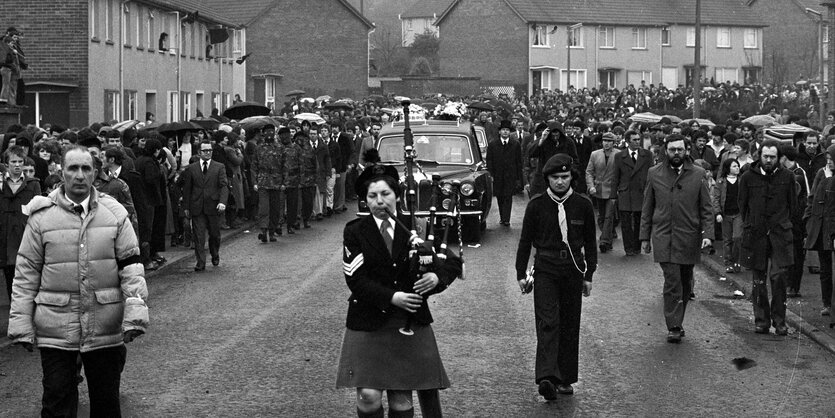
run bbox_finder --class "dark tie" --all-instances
[631,151,637,162]
[72,204,83,216]
[202,161,208,175]
[674,167,680,176]
[380,219,393,256]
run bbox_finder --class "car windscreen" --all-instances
[378,134,475,165]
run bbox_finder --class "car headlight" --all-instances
[460,182,475,196]
[442,198,452,210]
[441,183,453,196]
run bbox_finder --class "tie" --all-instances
[557,200,568,243]
[631,151,637,162]
[380,219,393,255]
[674,167,680,176]
[502,140,507,146]
[202,161,208,175]
[72,204,84,216]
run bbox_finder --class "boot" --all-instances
[268,231,277,242]
[275,227,283,236]
[287,224,295,235]
[258,229,268,243]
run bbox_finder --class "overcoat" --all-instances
[639,162,714,264]
[611,147,651,212]
[0,177,40,266]
[585,148,617,199]
[486,137,523,196]
[804,170,834,250]
[738,162,798,270]
[342,214,461,331]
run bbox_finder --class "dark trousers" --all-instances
[40,346,126,418]
[593,197,615,246]
[4,264,14,300]
[191,213,220,268]
[819,250,833,307]
[787,236,806,292]
[137,205,153,263]
[619,211,642,254]
[533,266,583,385]
[752,260,788,329]
[286,186,315,226]
[659,263,693,330]
[495,194,512,223]
[150,203,167,254]
[257,188,284,230]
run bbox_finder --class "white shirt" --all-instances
[111,165,122,178]
[65,193,91,218]
[201,159,212,171]
[373,215,394,241]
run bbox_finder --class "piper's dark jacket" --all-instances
[739,162,798,270]
[342,214,462,331]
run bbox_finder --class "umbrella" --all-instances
[741,114,777,127]
[210,114,231,123]
[315,95,332,102]
[479,93,496,100]
[324,101,354,110]
[294,113,327,124]
[156,121,203,137]
[468,102,494,112]
[223,101,271,120]
[489,99,514,113]
[702,86,717,92]
[112,119,141,133]
[795,80,808,86]
[239,115,276,132]
[189,117,220,131]
[629,112,662,123]
[764,123,814,143]
[683,118,716,128]
[300,97,315,104]
[286,89,305,97]
[380,107,394,115]
[662,115,682,123]
[139,121,163,131]
[393,96,411,103]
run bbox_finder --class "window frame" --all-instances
[105,0,114,42]
[661,27,671,46]
[124,90,137,120]
[569,25,583,48]
[631,27,647,49]
[532,25,549,48]
[714,67,739,83]
[90,0,99,40]
[743,28,757,49]
[686,27,695,47]
[716,27,731,48]
[168,91,179,122]
[104,89,121,121]
[599,26,615,48]
[181,91,191,121]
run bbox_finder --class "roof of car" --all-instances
[379,119,474,136]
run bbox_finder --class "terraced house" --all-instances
[436,0,766,96]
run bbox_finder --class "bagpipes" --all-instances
[386,99,464,336]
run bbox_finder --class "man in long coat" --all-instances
[640,134,714,343]
[739,139,798,335]
[586,132,618,252]
[487,120,523,226]
[612,130,652,256]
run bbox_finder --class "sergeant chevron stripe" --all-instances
[343,253,364,276]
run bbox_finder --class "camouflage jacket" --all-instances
[298,138,318,187]
[254,142,284,189]
[283,142,303,188]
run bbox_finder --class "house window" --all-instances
[661,27,671,46]
[599,70,617,89]
[627,71,652,86]
[168,91,179,122]
[743,28,757,49]
[599,26,614,48]
[560,69,586,90]
[123,3,131,45]
[233,30,242,53]
[147,9,155,50]
[181,92,191,120]
[533,25,548,47]
[684,67,704,87]
[632,27,647,49]
[715,67,738,83]
[105,0,114,41]
[569,26,583,48]
[265,78,276,109]
[686,27,695,47]
[212,92,221,112]
[825,25,830,44]
[743,68,760,84]
[124,90,137,120]
[104,90,120,121]
[90,0,99,39]
[135,5,143,47]
[717,27,731,48]
[224,93,231,109]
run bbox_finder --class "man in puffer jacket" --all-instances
[8,146,149,417]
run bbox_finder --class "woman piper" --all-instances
[336,153,462,418]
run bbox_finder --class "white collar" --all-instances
[5,171,23,183]
[201,159,211,167]
[65,193,91,217]
[111,165,122,178]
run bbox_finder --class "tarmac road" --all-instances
[1,195,834,417]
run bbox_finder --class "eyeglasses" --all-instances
[667,147,686,153]
[200,149,213,153]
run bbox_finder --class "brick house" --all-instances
[745,0,828,86]
[436,0,766,96]
[0,0,245,128]
[203,0,374,111]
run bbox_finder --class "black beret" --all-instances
[542,153,573,177]
[277,127,290,135]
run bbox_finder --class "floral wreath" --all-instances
[432,102,468,120]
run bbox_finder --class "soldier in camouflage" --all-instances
[253,126,286,242]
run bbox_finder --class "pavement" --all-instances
[699,242,835,355]
[0,219,259,350]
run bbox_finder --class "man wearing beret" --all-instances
[516,153,597,399]
[639,134,714,343]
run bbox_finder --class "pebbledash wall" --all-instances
[0,0,89,128]
[0,0,242,129]
[244,0,373,108]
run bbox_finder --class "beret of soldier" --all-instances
[601,132,616,142]
[277,127,290,135]
[542,153,573,177]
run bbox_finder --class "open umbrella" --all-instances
[316,95,332,102]
[683,118,716,128]
[299,97,315,104]
[294,113,326,124]
[795,80,808,86]
[223,101,271,120]
[662,114,682,123]
[764,123,814,144]
[468,102,494,112]
[286,89,305,97]
[189,117,220,131]
[156,121,203,137]
[742,114,777,127]
[479,93,496,100]
[490,99,514,113]
[112,119,141,133]
[239,115,277,132]
[628,112,662,123]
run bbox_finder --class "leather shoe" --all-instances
[211,256,219,266]
[667,328,682,343]
[556,384,574,395]
[775,326,788,336]
[258,232,268,243]
[269,233,277,242]
[754,326,769,334]
[194,265,205,272]
[538,380,557,400]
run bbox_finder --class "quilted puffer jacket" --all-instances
[7,186,149,352]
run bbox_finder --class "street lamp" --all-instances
[566,23,582,92]
[806,7,825,128]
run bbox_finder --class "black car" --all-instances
[357,119,493,243]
